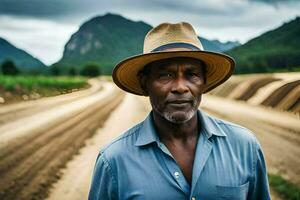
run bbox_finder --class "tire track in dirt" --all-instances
[0,82,125,200]
[0,94,107,173]
[47,94,150,200]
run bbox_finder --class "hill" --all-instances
[54,13,152,74]
[54,13,240,75]
[200,38,240,52]
[0,38,46,74]
[226,16,300,74]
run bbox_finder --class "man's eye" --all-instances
[158,73,173,78]
[188,72,199,77]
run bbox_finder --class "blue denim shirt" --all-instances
[89,110,270,200]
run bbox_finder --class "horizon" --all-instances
[0,0,300,65]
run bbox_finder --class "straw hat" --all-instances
[113,22,235,96]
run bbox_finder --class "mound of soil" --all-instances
[209,76,244,97]
[276,85,300,112]
[228,77,280,101]
[261,80,300,108]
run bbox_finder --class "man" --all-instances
[89,22,270,200]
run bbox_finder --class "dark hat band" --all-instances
[151,42,201,52]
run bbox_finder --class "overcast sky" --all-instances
[0,0,299,65]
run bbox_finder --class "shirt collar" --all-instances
[198,110,227,138]
[135,111,161,146]
[135,110,226,147]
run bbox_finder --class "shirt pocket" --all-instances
[216,181,249,200]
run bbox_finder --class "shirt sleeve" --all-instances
[248,140,271,200]
[88,152,118,200]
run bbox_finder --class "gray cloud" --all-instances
[0,0,298,26]
[248,0,300,8]
[0,0,299,64]
[0,0,71,16]
[250,0,299,2]
[0,0,294,19]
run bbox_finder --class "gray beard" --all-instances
[152,101,198,124]
[162,109,196,124]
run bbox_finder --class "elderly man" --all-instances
[88,22,270,200]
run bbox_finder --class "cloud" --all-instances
[0,15,77,65]
[0,1,299,27]
[249,0,299,3]
[0,0,297,19]
[0,0,299,64]
[247,0,300,9]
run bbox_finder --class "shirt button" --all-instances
[174,171,180,179]
[191,197,196,200]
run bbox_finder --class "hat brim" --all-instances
[113,50,235,96]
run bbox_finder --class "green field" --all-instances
[269,173,300,200]
[0,75,89,103]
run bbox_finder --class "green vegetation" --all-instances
[0,75,88,96]
[1,60,20,75]
[269,173,300,200]
[68,67,77,76]
[50,65,61,76]
[226,17,300,74]
[80,63,101,77]
[271,66,300,73]
[0,37,46,74]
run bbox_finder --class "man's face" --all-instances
[143,57,205,124]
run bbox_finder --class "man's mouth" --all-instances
[166,99,192,106]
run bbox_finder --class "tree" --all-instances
[80,63,101,77]
[50,65,61,76]
[1,60,20,75]
[68,67,77,76]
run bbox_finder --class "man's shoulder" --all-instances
[205,113,258,145]
[99,122,143,160]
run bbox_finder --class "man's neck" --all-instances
[152,111,199,143]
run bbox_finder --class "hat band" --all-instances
[150,42,200,52]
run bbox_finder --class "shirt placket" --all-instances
[189,131,213,200]
[157,142,191,196]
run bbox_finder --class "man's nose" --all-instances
[171,77,189,94]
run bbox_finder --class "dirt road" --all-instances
[1,86,297,199]
[47,94,150,200]
[0,80,124,200]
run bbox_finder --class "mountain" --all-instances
[226,16,300,74]
[0,38,46,74]
[55,13,241,75]
[200,38,240,52]
[54,13,152,74]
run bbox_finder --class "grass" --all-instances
[269,173,300,200]
[0,75,88,90]
[0,75,89,101]
[272,66,300,73]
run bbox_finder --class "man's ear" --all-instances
[139,74,149,96]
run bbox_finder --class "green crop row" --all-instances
[269,173,300,200]
[0,75,88,92]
